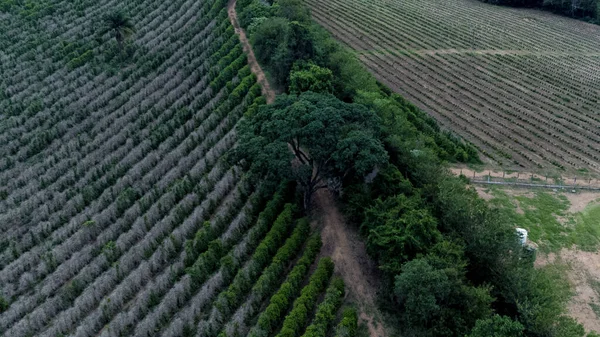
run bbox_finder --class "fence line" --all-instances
[469,178,600,191]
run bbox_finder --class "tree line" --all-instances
[232,0,596,336]
[479,0,599,22]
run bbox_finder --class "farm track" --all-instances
[305,0,600,174]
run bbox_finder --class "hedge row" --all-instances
[212,203,297,319]
[185,183,290,287]
[301,277,345,337]
[248,235,323,337]
[333,307,358,337]
[275,258,335,337]
[250,218,310,300]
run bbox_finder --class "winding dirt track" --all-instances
[227,0,276,103]
[314,190,387,337]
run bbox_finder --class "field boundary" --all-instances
[468,178,600,191]
[356,49,600,57]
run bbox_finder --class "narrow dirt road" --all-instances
[313,189,387,337]
[227,0,276,104]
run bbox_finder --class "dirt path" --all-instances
[536,249,600,333]
[313,189,387,337]
[227,0,276,104]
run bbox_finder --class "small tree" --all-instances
[468,315,524,337]
[289,63,333,95]
[234,92,387,209]
[102,10,135,51]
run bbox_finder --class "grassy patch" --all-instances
[486,188,600,252]
[590,302,600,318]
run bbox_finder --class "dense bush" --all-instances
[248,246,326,337]
[301,277,345,337]
[334,308,358,337]
[275,257,334,337]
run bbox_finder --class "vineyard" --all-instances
[304,0,600,174]
[0,0,353,336]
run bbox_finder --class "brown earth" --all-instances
[476,184,600,332]
[312,189,387,337]
[227,0,276,104]
[537,249,600,333]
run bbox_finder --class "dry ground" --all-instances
[312,190,387,337]
[474,186,600,332]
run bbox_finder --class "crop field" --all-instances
[304,0,600,174]
[0,0,350,336]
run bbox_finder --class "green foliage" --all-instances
[251,17,292,84]
[334,307,358,337]
[212,204,296,325]
[276,0,311,23]
[363,194,441,274]
[115,187,138,215]
[251,218,310,299]
[251,15,316,85]
[0,295,9,313]
[394,247,494,337]
[326,48,379,101]
[239,0,275,28]
[289,62,333,95]
[467,315,524,337]
[502,264,575,336]
[102,241,119,264]
[301,277,345,337]
[101,10,136,49]
[355,91,480,164]
[486,188,600,252]
[248,242,324,337]
[235,91,387,209]
[275,258,335,337]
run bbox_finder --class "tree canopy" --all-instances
[235,91,388,209]
[102,10,135,50]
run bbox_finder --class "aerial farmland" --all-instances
[305,0,600,174]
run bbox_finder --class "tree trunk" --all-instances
[303,190,312,211]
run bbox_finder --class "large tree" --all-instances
[102,10,136,51]
[235,92,388,209]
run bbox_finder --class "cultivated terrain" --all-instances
[304,0,600,174]
[0,0,353,336]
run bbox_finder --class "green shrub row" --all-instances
[250,218,310,300]
[333,307,358,337]
[274,258,335,337]
[301,277,345,337]
[185,183,290,287]
[230,72,257,101]
[210,52,247,91]
[213,203,295,314]
[208,213,308,336]
[248,235,323,337]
